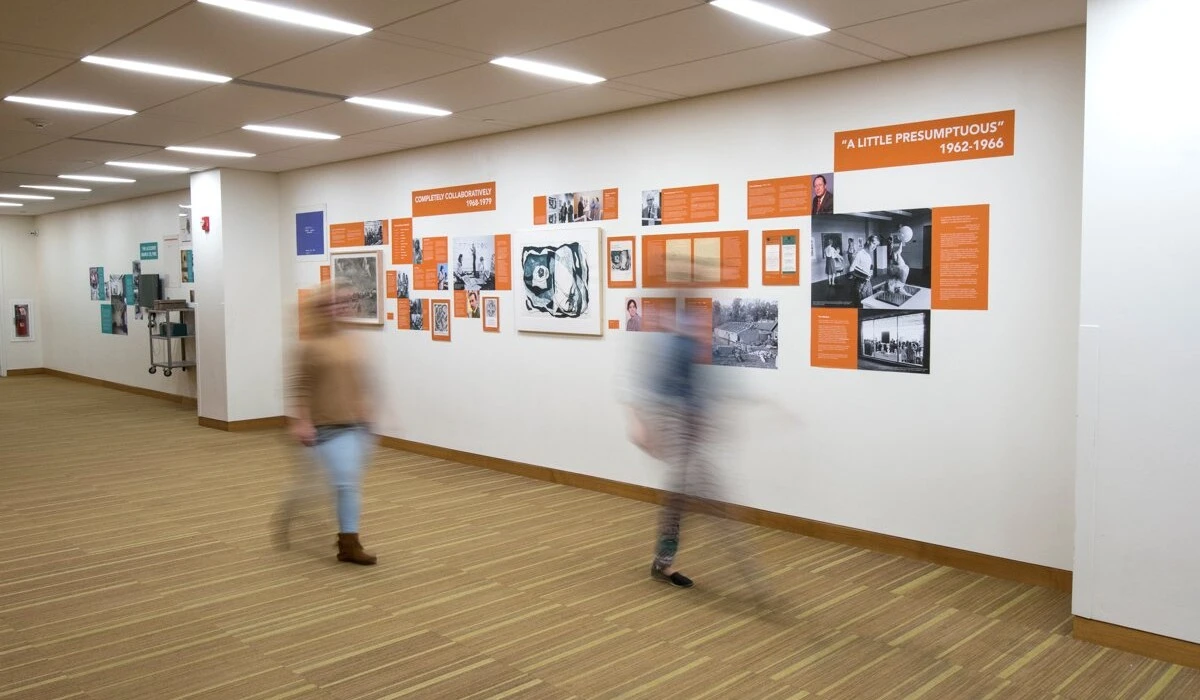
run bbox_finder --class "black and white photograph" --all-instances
[609,238,634,285]
[408,298,424,331]
[364,219,385,247]
[547,193,572,225]
[513,228,603,335]
[641,189,662,226]
[483,296,499,331]
[132,261,144,320]
[330,250,384,325]
[811,208,933,310]
[107,273,125,300]
[397,268,410,300]
[859,309,930,374]
[571,190,603,222]
[89,266,104,301]
[431,300,451,340]
[412,238,423,266]
[711,298,778,369]
[453,236,496,291]
[436,263,449,291]
[109,294,128,336]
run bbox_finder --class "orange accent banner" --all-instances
[397,299,411,330]
[642,231,748,288]
[533,196,547,225]
[387,312,394,321]
[319,265,330,283]
[686,298,713,364]
[329,222,365,248]
[414,236,448,291]
[412,181,496,217]
[660,184,719,225]
[835,110,1015,172]
[494,234,511,290]
[811,308,858,370]
[391,218,413,265]
[608,319,620,330]
[933,204,989,310]
[642,297,678,332]
[748,177,811,219]
[386,270,397,299]
[454,289,466,318]
[762,229,801,286]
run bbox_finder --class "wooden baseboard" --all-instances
[379,437,1072,593]
[198,416,286,432]
[4,367,45,376]
[1074,617,1200,669]
[40,368,197,408]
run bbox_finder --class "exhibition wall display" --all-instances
[274,29,1083,570]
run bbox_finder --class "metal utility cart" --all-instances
[147,303,195,377]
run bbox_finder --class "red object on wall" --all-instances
[201,216,210,233]
[14,305,29,338]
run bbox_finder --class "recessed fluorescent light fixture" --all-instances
[345,97,451,117]
[198,0,371,35]
[106,161,190,172]
[0,193,53,200]
[709,0,830,36]
[59,174,137,183]
[179,213,189,217]
[179,204,192,209]
[21,185,91,192]
[489,57,604,85]
[81,56,231,83]
[0,202,23,207]
[243,124,340,140]
[3,95,136,115]
[166,146,256,158]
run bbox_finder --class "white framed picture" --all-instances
[512,227,603,336]
[330,250,384,326]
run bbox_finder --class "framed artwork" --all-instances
[607,235,636,288]
[330,250,384,326]
[11,300,33,341]
[512,227,603,336]
[431,299,451,341]
[482,295,500,333]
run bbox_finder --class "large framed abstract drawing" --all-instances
[330,250,384,326]
[512,227,603,335]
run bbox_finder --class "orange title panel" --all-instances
[762,229,801,286]
[642,230,749,289]
[748,177,811,219]
[533,196,548,225]
[412,181,496,217]
[329,221,365,248]
[932,204,989,310]
[834,110,1015,172]
[811,308,858,370]
[661,184,719,225]
[391,218,413,265]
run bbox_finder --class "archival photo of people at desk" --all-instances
[453,236,496,291]
[811,208,933,310]
[859,309,930,374]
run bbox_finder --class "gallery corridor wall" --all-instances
[278,29,1086,570]
[0,215,42,372]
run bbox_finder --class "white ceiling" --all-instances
[0,0,1084,216]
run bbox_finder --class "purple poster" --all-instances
[296,210,325,256]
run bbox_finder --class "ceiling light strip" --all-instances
[709,0,830,36]
[243,124,340,140]
[3,95,136,115]
[20,185,91,192]
[0,193,54,200]
[59,175,137,183]
[81,56,231,83]
[106,161,190,172]
[489,57,605,85]
[166,146,256,158]
[345,97,451,117]
[198,0,371,35]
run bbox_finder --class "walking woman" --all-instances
[284,283,377,565]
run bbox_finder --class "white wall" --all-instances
[278,29,1085,569]
[1075,0,1200,643]
[36,191,196,397]
[193,170,227,419]
[0,215,43,372]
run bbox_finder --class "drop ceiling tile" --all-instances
[379,0,701,55]
[0,0,190,55]
[457,85,663,127]
[0,139,159,176]
[140,84,338,128]
[76,115,231,147]
[19,62,212,113]
[840,0,1086,56]
[0,48,74,97]
[244,36,478,96]
[358,116,513,147]
[167,127,312,155]
[367,64,563,113]
[272,102,432,137]
[817,32,908,61]
[0,100,126,139]
[520,5,802,80]
[0,129,60,160]
[615,37,875,97]
[263,137,402,169]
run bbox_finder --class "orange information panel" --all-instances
[414,236,448,291]
[386,270,397,299]
[642,230,748,288]
[387,312,394,321]
[835,110,1015,172]
[643,297,678,332]
[412,181,495,217]
[397,299,410,330]
[533,196,547,226]
[685,298,713,364]
[649,184,719,226]
[534,189,618,225]
[762,229,800,286]
[454,289,466,318]
[811,308,858,370]
[494,234,511,290]
[391,218,413,264]
[319,265,330,283]
[329,222,365,248]
[932,204,989,310]
[748,177,811,219]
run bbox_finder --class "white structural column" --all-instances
[1075,0,1200,644]
[192,169,284,423]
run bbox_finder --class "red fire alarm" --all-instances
[201,215,210,233]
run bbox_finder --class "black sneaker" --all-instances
[650,564,694,588]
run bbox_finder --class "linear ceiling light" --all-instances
[0,202,23,207]
[489,57,604,84]
[179,204,192,209]
[59,174,137,183]
[20,185,91,192]
[166,146,256,157]
[198,0,371,35]
[81,56,231,83]
[243,124,340,140]
[3,95,136,115]
[106,161,190,172]
[709,0,830,36]
[0,193,53,200]
[345,97,451,117]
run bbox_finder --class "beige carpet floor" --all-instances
[1,375,1197,699]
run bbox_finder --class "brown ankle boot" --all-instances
[336,533,377,565]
